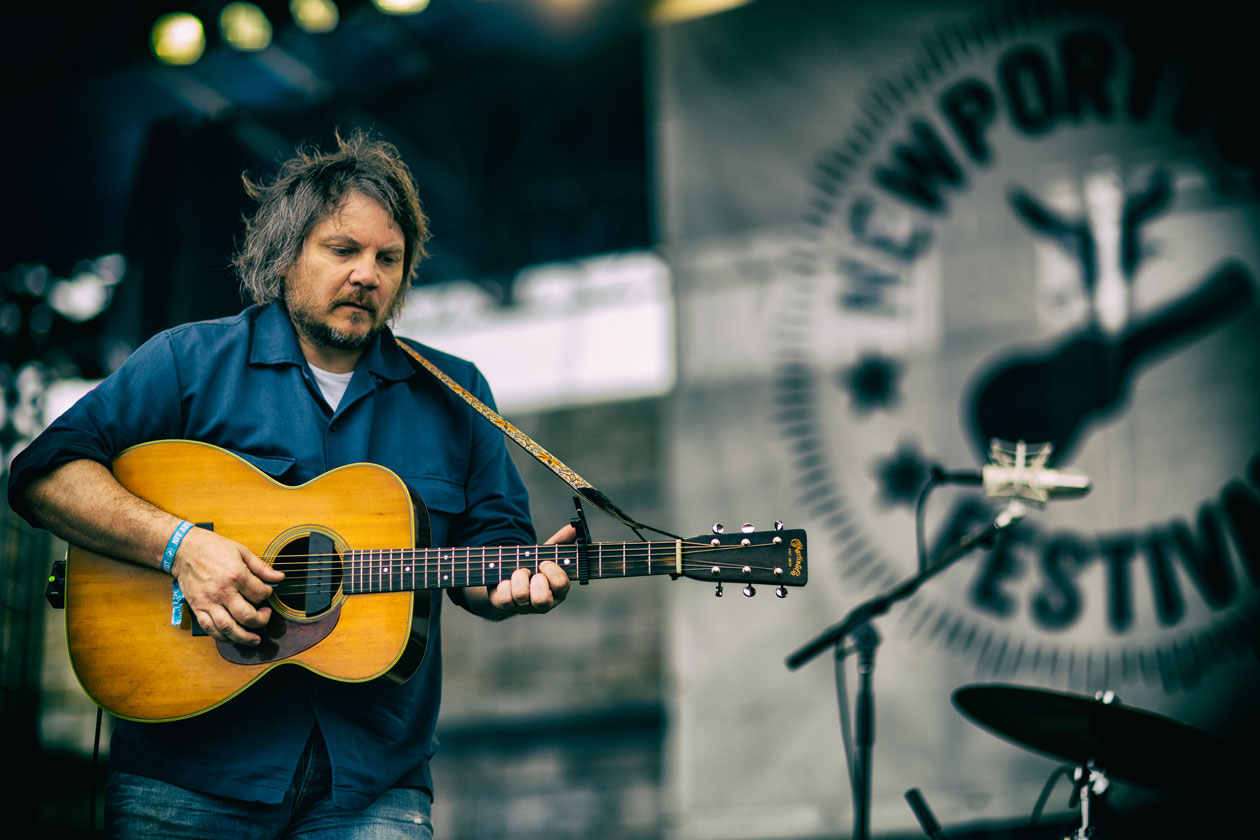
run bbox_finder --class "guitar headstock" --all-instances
[681,523,808,598]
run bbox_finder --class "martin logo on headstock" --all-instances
[700,522,808,598]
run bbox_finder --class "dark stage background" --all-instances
[2,1,1257,838]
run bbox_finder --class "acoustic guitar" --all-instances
[64,440,808,722]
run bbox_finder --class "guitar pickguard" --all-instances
[216,604,343,665]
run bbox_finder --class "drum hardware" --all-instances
[953,683,1224,838]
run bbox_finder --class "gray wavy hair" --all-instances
[234,130,430,305]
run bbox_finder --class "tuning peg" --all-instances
[774,520,784,531]
[741,522,755,533]
[714,582,724,597]
[743,584,756,598]
[775,586,788,598]
[712,523,725,534]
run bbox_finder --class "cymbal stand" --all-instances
[1065,761,1110,840]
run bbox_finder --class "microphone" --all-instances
[941,439,1091,507]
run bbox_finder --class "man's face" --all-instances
[284,190,407,370]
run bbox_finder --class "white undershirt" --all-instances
[310,365,354,411]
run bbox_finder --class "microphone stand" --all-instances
[785,501,1027,840]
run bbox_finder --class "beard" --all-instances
[284,286,405,353]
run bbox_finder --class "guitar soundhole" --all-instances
[272,532,343,619]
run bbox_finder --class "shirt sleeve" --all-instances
[443,364,538,550]
[6,331,184,528]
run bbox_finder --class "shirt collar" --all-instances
[247,301,418,383]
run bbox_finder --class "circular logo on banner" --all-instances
[776,3,1260,693]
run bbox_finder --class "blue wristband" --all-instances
[162,520,194,574]
[170,579,186,627]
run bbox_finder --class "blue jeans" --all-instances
[104,731,434,840]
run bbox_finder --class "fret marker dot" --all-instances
[489,563,496,569]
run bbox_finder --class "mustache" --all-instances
[331,293,378,315]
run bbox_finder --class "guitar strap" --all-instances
[394,337,653,534]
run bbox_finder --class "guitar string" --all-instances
[261,542,787,569]
[265,556,786,575]
[260,556,801,592]
[260,546,794,583]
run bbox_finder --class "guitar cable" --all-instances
[90,706,103,834]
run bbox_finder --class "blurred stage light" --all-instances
[220,2,273,51]
[647,0,753,25]
[372,0,431,15]
[151,12,206,66]
[537,0,599,26]
[291,0,339,33]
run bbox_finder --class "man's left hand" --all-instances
[488,524,575,614]
[456,524,576,619]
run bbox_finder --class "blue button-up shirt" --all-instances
[8,302,536,807]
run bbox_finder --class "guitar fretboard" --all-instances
[345,541,681,594]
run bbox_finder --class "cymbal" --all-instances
[952,683,1223,791]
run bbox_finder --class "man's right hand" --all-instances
[169,528,285,646]
[24,458,286,646]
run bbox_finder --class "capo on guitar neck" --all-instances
[570,497,592,585]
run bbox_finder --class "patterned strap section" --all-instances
[394,338,648,531]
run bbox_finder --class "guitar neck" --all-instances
[345,540,681,594]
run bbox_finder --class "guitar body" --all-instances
[66,440,427,723]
